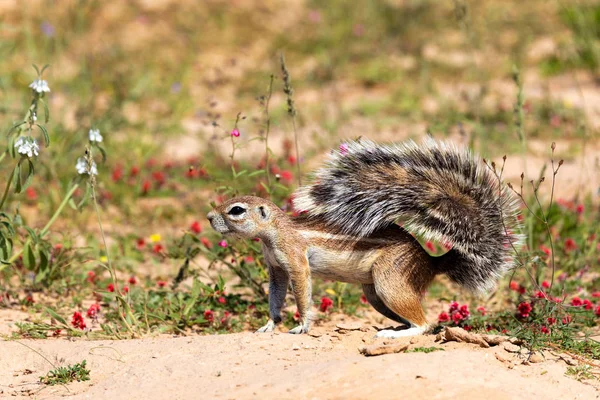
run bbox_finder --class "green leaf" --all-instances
[36,124,50,146]
[23,243,36,269]
[248,170,265,177]
[38,247,49,272]
[32,64,40,76]
[24,225,38,243]
[40,99,50,123]
[13,163,21,193]
[20,159,35,192]
[7,121,26,137]
[45,307,68,327]
[97,146,107,163]
[40,64,50,75]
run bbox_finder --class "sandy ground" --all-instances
[2,322,599,400]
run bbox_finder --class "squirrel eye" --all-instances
[228,206,246,216]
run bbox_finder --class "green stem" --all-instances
[4,183,79,267]
[0,163,18,210]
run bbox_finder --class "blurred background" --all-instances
[1,0,599,292]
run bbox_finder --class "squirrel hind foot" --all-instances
[375,325,428,339]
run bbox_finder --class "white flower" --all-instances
[88,128,103,143]
[14,136,40,158]
[29,79,50,93]
[76,157,98,175]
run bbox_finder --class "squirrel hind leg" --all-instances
[362,284,411,326]
[370,251,433,337]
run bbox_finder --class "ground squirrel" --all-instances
[207,138,522,337]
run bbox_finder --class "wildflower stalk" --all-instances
[263,75,274,188]
[0,164,17,210]
[512,66,528,177]
[230,112,242,179]
[280,53,301,186]
[85,147,138,337]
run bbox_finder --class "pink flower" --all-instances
[204,309,214,323]
[319,296,333,312]
[201,237,213,249]
[583,299,593,310]
[534,291,547,299]
[86,271,96,284]
[509,281,520,291]
[339,143,349,156]
[576,204,584,215]
[517,302,532,318]
[476,306,486,315]
[218,240,228,248]
[438,311,450,323]
[218,296,226,304]
[571,297,583,307]
[539,245,551,257]
[459,304,470,318]
[157,280,167,288]
[230,129,240,137]
[107,283,115,293]
[592,292,600,298]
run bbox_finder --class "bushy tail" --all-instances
[293,138,523,293]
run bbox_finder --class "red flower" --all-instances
[123,286,129,294]
[576,204,584,215]
[287,155,296,165]
[218,296,226,304]
[319,296,334,312]
[153,244,164,254]
[130,165,140,177]
[204,309,214,323]
[86,271,96,284]
[540,326,550,334]
[128,276,137,285]
[583,299,593,310]
[279,170,294,183]
[141,180,151,195]
[157,280,167,288]
[71,312,86,330]
[201,237,212,249]
[539,245,551,257]
[562,315,572,325]
[136,238,146,250]
[463,325,472,331]
[186,168,199,179]
[293,310,300,321]
[438,311,450,323]
[459,304,470,318]
[509,281,520,291]
[25,187,38,201]
[595,306,600,317]
[535,291,547,299]
[425,241,436,253]
[593,292,600,298]
[564,238,577,252]
[152,171,166,185]
[571,297,583,307]
[190,221,202,234]
[112,166,123,182]
[107,283,115,292]
[541,281,550,289]
[547,317,556,325]
[86,303,101,319]
[451,311,464,324]
[360,294,368,304]
[476,306,486,315]
[448,301,459,313]
[517,302,532,318]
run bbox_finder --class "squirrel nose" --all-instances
[207,211,215,221]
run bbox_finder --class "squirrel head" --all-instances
[207,196,283,239]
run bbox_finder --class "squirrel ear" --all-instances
[258,206,269,220]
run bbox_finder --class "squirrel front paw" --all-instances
[256,320,276,333]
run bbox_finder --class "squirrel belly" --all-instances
[293,138,523,294]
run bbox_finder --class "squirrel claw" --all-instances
[288,325,308,334]
[256,320,275,333]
